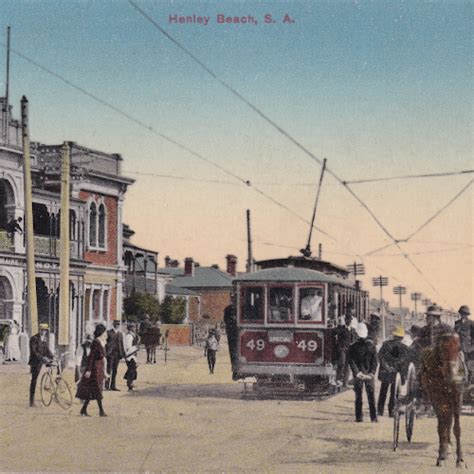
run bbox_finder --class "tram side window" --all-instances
[241,287,264,321]
[268,287,293,322]
[299,287,323,322]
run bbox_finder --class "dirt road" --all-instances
[0,342,472,472]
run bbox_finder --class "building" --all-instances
[0,98,133,355]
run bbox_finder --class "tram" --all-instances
[230,255,369,392]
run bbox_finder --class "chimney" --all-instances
[211,264,219,269]
[165,256,171,268]
[184,257,195,277]
[170,259,180,268]
[226,254,237,277]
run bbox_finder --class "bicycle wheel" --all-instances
[55,377,73,410]
[406,402,415,442]
[40,371,54,407]
[392,372,402,451]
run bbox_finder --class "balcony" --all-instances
[34,235,82,260]
[0,230,14,252]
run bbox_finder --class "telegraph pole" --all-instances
[21,97,38,335]
[58,142,70,349]
[411,292,422,319]
[372,275,388,340]
[393,286,406,327]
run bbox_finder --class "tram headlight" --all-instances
[274,344,289,359]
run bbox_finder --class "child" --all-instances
[204,329,219,374]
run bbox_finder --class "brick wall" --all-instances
[161,323,192,345]
[80,191,118,266]
[188,296,200,322]
[200,289,231,323]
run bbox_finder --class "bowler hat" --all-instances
[458,305,470,316]
[112,319,121,326]
[94,323,106,338]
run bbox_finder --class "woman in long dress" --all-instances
[76,324,108,417]
[5,322,21,362]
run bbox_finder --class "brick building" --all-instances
[0,98,133,355]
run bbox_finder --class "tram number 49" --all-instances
[245,339,317,351]
[296,340,318,351]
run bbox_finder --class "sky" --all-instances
[1,0,472,311]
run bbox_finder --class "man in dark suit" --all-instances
[105,320,124,391]
[28,323,54,407]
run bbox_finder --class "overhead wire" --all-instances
[345,169,474,185]
[127,0,449,299]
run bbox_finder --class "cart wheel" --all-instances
[393,372,402,451]
[40,371,54,407]
[406,402,415,442]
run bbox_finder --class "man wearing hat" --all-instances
[454,306,473,374]
[348,322,378,423]
[105,320,125,391]
[367,312,381,346]
[377,326,409,417]
[417,305,453,350]
[28,323,54,407]
[334,307,358,388]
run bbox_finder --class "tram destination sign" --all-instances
[268,330,293,343]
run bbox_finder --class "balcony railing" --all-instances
[34,235,82,259]
[0,230,14,252]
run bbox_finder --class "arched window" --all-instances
[98,204,106,248]
[69,210,77,240]
[89,202,97,247]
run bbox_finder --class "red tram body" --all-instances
[233,256,369,390]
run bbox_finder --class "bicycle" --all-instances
[40,352,73,410]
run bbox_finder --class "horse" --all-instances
[420,332,468,468]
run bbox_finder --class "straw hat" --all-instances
[392,326,405,338]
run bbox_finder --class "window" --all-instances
[268,287,293,322]
[98,204,106,247]
[241,286,263,321]
[102,290,109,321]
[299,287,324,322]
[84,289,91,321]
[89,202,97,247]
[92,289,101,321]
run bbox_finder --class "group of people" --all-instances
[27,320,141,416]
[338,304,472,423]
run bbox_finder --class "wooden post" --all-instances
[21,97,38,335]
[58,141,70,346]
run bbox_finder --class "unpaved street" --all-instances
[1,342,473,473]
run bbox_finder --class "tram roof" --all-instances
[234,267,354,287]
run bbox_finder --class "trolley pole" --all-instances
[246,209,253,273]
[58,142,71,351]
[21,97,38,335]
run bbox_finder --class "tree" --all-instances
[160,296,186,324]
[123,291,160,323]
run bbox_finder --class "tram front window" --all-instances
[241,287,263,321]
[268,287,293,322]
[299,287,323,322]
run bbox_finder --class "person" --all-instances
[348,322,378,423]
[146,322,161,364]
[105,320,124,391]
[334,309,357,387]
[300,289,323,321]
[75,334,93,383]
[5,216,23,238]
[224,302,239,380]
[367,312,381,347]
[124,323,139,391]
[5,321,21,362]
[416,305,454,351]
[76,324,108,417]
[454,305,473,379]
[377,326,409,417]
[204,329,219,374]
[28,323,54,407]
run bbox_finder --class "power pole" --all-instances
[21,97,38,335]
[246,209,253,273]
[3,26,11,143]
[58,142,70,349]
[411,292,422,319]
[393,286,406,327]
[372,275,388,340]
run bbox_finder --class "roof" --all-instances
[163,266,233,289]
[234,267,352,286]
[165,284,199,297]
